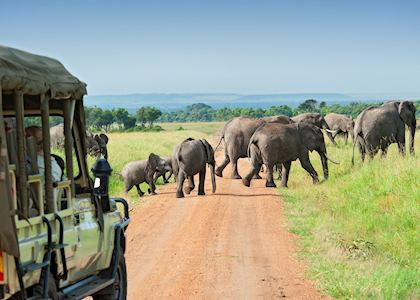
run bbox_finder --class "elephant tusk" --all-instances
[325,129,338,133]
[326,154,339,164]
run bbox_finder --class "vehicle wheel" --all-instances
[93,247,127,300]
[33,272,58,300]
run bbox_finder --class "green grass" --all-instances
[102,122,224,204]
[280,134,420,299]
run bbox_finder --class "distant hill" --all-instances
[85,93,384,112]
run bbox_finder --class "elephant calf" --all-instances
[121,153,172,197]
[153,156,174,184]
[243,123,333,188]
[175,138,216,198]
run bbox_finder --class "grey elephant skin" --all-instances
[50,123,109,159]
[242,123,330,188]
[215,115,293,179]
[325,113,354,145]
[292,113,337,146]
[154,156,174,184]
[121,153,171,197]
[352,101,416,162]
[174,139,216,198]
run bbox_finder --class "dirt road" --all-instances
[125,157,326,299]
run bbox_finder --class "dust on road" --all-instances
[125,155,327,299]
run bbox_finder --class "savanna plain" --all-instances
[101,122,419,300]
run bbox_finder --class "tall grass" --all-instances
[281,134,420,299]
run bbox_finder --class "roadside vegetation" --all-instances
[281,134,419,299]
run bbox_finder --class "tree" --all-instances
[297,99,319,113]
[136,107,147,127]
[112,108,129,128]
[144,107,162,127]
[123,116,136,129]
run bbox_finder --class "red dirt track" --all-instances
[125,155,327,299]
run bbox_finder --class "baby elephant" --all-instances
[175,139,216,198]
[121,153,171,197]
[154,156,174,184]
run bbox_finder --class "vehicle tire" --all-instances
[93,247,127,300]
[33,272,58,300]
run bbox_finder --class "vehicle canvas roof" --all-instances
[0,45,87,99]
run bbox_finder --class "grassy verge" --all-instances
[280,134,420,299]
[102,122,224,204]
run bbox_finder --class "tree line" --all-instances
[85,100,420,132]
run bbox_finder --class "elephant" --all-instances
[324,113,354,145]
[121,153,172,197]
[50,123,65,148]
[153,156,174,184]
[215,115,294,179]
[352,101,416,163]
[50,123,109,159]
[291,113,337,145]
[242,122,336,188]
[174,138,216,198]
[86,132,109,160]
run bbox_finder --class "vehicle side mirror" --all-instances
[91,159,112,212]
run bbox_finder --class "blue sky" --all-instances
[1,0,419,97]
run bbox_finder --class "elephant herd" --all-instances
[57,100,415,199]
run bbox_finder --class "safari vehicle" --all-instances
[0,46,130,299]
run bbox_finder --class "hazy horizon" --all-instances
[2,0,420,96]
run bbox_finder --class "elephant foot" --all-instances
[253,174,262,179]
[242,178,251,187]
[231,173,242,180]
[266,181,277,188]
[215,168,223,177]
[176,191,185,198]
[198,190,205,196]
[137,192,144,197]
[164,180,169,184]
[184,186,191,195]
[312,177,320,184]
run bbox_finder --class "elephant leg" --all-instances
[397,133,406,156]
[231,159,242,179]
[147,179,157,195]
[242,161,261,187]
[184,176,195,194]
[276,164,283,180]
[215,152,230,177]
[176,172,186,198]
[299,154,319,184]
[344,132,348,145]
[265,164,277,188]
[357,137,365,162]
[135,184,144,197]
[280,162,291,188]
[198,168,206,196]
[162,172,168,183]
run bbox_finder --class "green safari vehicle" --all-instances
[0,46,130,299]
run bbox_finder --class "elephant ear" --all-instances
[201,139,215,165]
[99,133,109,144]
[146,153,160,178]
[398,101,416,126]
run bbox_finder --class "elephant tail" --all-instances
[214,135,224,152]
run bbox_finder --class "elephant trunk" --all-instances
[322,120,337,146]
[409,122,416,155]
[209,163,216,193]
